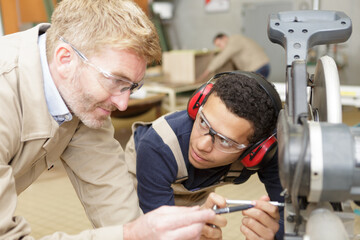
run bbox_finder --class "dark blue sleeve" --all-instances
[136,130,179,213]
[257,151,284,240]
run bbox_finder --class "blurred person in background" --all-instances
[198,33,270,82]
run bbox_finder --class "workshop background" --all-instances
[1,0,359,239]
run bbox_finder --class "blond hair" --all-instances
[46,0,161,64]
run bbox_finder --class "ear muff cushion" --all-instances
[240,135,277,170]
[187,83,213,120]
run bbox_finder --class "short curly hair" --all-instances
[209,73,280,144]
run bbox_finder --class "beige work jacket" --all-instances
[207,34,270,73]
[0,24,141,240]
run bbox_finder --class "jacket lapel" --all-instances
[17,24,57,142]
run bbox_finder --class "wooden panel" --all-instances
[19,0,47,23]
[1,0,143,35]
[134,0,149,16]
[0,0,56,35]
[0,0,18,34]
[162,50,215,84]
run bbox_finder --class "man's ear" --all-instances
[53,44,77,78]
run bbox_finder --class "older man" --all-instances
[0,1,215,239]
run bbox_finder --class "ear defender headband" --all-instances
[187,71,282,170]
[187,72,230,120]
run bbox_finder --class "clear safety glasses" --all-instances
[195,106,248,153]
[59,36,143,95]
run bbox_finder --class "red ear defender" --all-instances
[239,134,278,170]
[187,82,214,120]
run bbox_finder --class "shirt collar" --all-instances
[38,33,72,125]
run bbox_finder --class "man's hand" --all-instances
[200,193,227,240]
[240,195,280,240]
[123,205,216,240]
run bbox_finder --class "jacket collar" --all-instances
[18,24,59,141]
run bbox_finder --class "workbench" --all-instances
[142,76,203,112]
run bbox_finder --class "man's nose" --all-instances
[196,133,214,153]
[110,91,130,111]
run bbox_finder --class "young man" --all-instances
[125,71,284,239]
[198,33,271,82]
[0,0,216,239]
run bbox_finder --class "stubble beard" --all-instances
[57,72,110,129]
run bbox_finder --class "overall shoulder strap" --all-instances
[152,116,188,181]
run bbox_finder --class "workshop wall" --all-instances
[1,0,358,85]
[160,0,359,85]
[318,0,360,86]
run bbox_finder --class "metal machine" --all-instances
[268,10,360,239]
